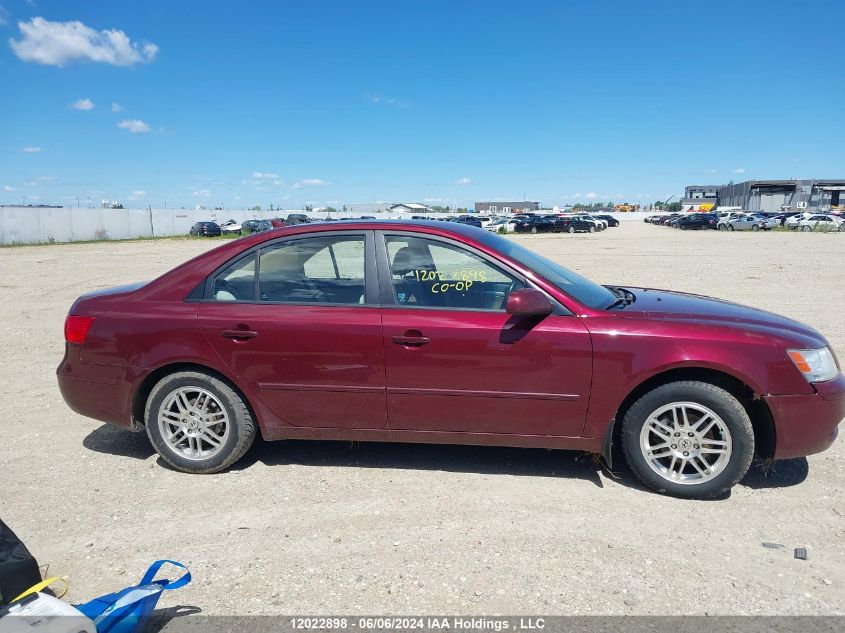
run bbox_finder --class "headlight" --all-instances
[787,347,839,383]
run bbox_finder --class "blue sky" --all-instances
[1,0,843,209]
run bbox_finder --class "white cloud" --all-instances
[192,189,211,198]
[708,168,718,174]
[129,190,146,199]
[0,6,8,28]
[251,172,280,180]
[117,119,150,134]
[732,167,746,174]
[615,193,625,199]
[365,92,408,108]
[70,97,94,110]
[111,102,123,112]
[293,178,327,189]
[455,177,471,185]
[10,17,159,67]
[585,192,598,199]
[22,146,41,153]
[23,181,36,187]
[38,176,53,181]
[3,185,16,192]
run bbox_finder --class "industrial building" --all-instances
[680,185,718,211]
[715,180,845,213]
[683,179,845,213]
[475,200,540,213]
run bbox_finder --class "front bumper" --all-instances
[764,373,845,459]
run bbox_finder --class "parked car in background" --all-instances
[582,214,608,230]
[219,220,243,235]
[487,218,519,233]
[595,214,620,227]
[571,214,605,231]
[644,215,665,223]
[58,220,845,499]
[719,214,771,232]
[270,218,290,229]
[242,220,273,233]
[454,216,483,228]
[660,214,682,226]
[557,216,595,233]
[189,221,222,237]
[795,214,845,232]
[674,213,718,230]
[784,212,813,229]
[286,213,310,225]
[514,215,557,233]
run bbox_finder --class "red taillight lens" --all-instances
[64,315,94,344]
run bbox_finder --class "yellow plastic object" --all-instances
[11,576,69,602]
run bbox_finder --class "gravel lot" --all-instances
[1,221,843,616]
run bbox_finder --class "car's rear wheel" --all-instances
[145,371,256,474]
[752,224,760,232]
[802,225,813,232]
[568,225,576,234]
[530,226,538,234]
[588,225,595,233]
[621,381,754,499]
[728,224,735,231]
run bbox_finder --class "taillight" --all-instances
[64,315,94,344]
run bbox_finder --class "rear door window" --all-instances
[259,235,367,305]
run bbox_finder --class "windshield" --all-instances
[476,231,616,309]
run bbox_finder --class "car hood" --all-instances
[612,287,826,347]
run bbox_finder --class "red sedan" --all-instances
[57,221,844,498]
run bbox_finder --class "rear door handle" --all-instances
[221,329,258,340]
[392,335,431,347]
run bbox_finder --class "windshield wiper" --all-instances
[605,286,635,310]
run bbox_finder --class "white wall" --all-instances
[0,207,655,245]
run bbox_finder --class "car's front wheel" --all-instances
[802,225,813,232]
[145,371,257,474]
[621,381,754,499]
[568,225,576,234]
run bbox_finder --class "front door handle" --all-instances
[221,328,258,340]
[392,334,431,347]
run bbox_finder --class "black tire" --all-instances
[680,224,687,230]
[620,381,754,499]
[530,226,538,234]
[568,225,576,234]
[588,225,595,233]
[145,370,257,474]
[752,224,760,232]
[728,224,735,231]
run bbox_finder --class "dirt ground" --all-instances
[1,221,843,616]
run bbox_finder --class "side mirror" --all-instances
[506,288,553,317]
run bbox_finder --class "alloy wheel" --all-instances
[158,387,230,461]
[639,402,732,485]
